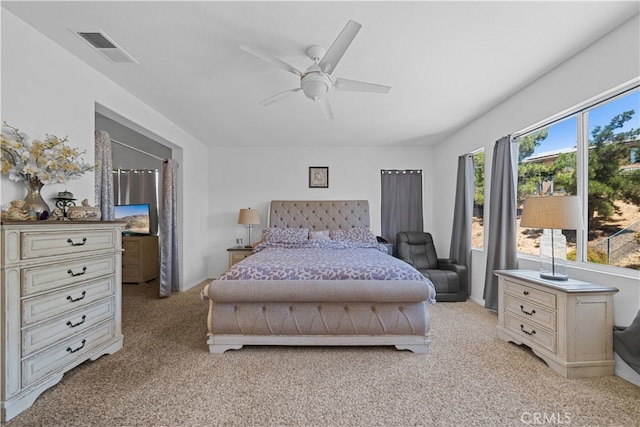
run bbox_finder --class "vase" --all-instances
[23,178,50,217]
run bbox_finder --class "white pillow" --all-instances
[308,230,330,241]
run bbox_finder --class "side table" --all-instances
[495,269,618,378]
[227,246,253,268]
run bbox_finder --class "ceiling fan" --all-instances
[240,20,391,120]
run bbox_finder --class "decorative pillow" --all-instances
[261,227,309,244]
[308,230,331,241]
[330,227,378,244]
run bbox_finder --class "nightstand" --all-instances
[227,246,253,268]
[381,243,394,256]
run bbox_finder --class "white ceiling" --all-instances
[2,1,638,148]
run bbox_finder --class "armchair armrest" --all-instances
[437,259,465,274]
[437,259,468,298]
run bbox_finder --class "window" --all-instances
[585,92,640,269]
[517,118,577,257]
[517,87,640,271]
[472,150,485,249]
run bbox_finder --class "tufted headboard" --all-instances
[268,200,370,230]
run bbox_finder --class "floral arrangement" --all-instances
[1,122,94,184]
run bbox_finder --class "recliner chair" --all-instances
[396,231,468,302]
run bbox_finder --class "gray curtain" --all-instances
[450,154,474,296]
[483,136,518,310]
[94,130,114,221]
[614,309,640,375]
[159,159,179,297]
[381,170,423,245]
[113,169,160,236]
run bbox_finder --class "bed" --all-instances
[203,200,436,353]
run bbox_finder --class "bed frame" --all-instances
[204,200,432,353]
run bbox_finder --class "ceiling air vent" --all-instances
[73,29,138,64]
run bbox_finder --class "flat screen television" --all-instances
[115,204,151,236]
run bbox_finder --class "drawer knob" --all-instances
[66,315,87,328]
[67,237,87,246]
[520,324,536,336]
[66,339,87,354]
[67,266,87,277]
[66,291,87,303]
[520,305,536,316]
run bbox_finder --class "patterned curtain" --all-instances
[380,170,423,246]
[94,130,114,221]
[159,159,179,297]
[483,136,518,310]
[450,154,474,296]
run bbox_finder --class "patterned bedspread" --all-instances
[218,241,436,303]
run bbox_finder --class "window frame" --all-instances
[513,78,640,276]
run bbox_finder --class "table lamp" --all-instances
[519,196,582,281]
[237,208,260,248]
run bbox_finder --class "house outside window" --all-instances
[517,87,640,271]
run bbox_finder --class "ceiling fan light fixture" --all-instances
[241,20,390,118]
[301,73,332,100]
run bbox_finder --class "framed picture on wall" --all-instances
[309,166,329,188]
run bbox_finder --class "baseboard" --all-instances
[469,295,485,306]
[613,354,640,386]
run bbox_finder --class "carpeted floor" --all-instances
[5,280,640,427]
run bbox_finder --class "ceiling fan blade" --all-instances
[240,44,302,76]
[259,88,301,106]
[315,96,334,120]
[334,78,391,94]
[318,20,362,75]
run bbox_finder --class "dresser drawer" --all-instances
[122,241,139,265]
[22,320,116,388]
[21,230,116,260]
[22,276,116,326]
[504,293,556,331]
[122,265,142,280]
[22,255,116,296]
[22,298,115,356]
[504,279,556,309]
[504,313,557,354]
[231,252,249,265]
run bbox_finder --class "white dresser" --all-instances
[495,270,618,378]
[0,221,124,422]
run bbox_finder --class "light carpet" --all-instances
[6,280,640,427]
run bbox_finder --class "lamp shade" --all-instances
[237,208,260,225]
[520,196,583,230]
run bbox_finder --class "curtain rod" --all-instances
[112,168,158,173]
[111,138,167,162]
[381,169,422,174]
[467,147,484,155]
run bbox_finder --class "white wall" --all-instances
[432,14,640,384]
[1,10,211,290]
[207,145,433,277]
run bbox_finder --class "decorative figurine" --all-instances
[1,200,30,221]
[67,199,101,221]
[54,190,76,219]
